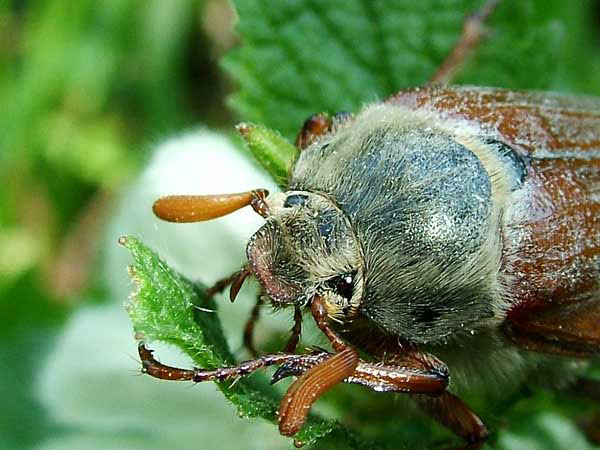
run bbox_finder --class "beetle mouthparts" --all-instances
[246,221,306,304]
[229,267,251,303]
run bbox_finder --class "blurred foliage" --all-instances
[223,0,600,139]
[0,0,233,295]
[1,0,600,449]
[0,1,235,449]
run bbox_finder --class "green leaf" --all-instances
[120,235,379,448]
[236,122,299,187]
[223,0,599,140]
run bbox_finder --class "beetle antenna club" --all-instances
[152,189,269,223]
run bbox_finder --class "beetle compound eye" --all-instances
[326,271,357,301]
[283,194,309,208]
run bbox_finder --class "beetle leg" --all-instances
[242,294,263,357]
[359,335,486,441]
[242,301,302,360]
[272,346,448,437]
[205,266,251,301]
[271,348,448,395]
[310,295,350,352]
[429,0,500,84]
[273,297,449,436]
[295,114,332,149]
[283,306,303,353]
[138,342,305,383]
[295,112,354,150]
[414,391,489,443]
[152,189,269,223]
[138,343,351,388]
[312,295,448,390]
[275,297,358,435]
[244,303,302,358]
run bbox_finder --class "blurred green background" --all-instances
[1,1,600,449]
[1,1,237,449]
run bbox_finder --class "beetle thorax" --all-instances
[246,191,364,320]
[286,104,510,343]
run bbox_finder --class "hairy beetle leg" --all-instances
[310,295,348,352]
[138,342,302,383]
[429,0,500,84]
[415,391,489,443]
[295,114,332,150]
[271,349,448,395]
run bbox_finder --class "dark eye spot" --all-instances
[284,194,308,208]
[484,138,528,187]
[318,221,333,238]
[326,271,356,301]
[414,306,441,324]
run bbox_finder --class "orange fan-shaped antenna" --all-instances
[152,189,269,223]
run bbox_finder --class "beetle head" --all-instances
[247,191,364,320]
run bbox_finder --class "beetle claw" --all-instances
[270,366,291,385]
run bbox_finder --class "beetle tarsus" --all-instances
[138,342,298,383]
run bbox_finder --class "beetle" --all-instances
[136,0,600,445]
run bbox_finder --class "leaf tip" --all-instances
[236,122,253,137]
[134,330,146,341]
